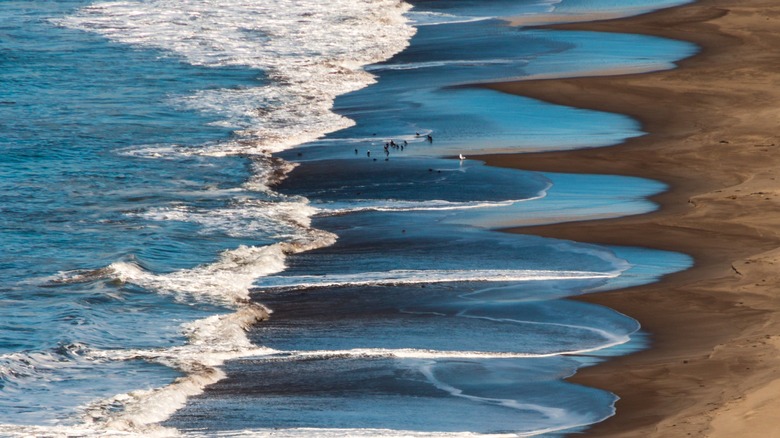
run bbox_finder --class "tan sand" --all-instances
[474,1,780,436]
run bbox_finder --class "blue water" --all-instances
[0,0,694,436]
[282,19,697,157]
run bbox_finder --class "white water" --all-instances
[21,0,419,434]
[256,268,619,290]
[57,0,416,154]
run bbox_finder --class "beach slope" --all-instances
[479,1,780,436]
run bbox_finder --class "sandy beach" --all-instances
[477,0,780,436]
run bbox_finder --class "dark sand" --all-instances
[477,1,780,436]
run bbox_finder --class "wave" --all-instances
[55,0,416,155]
[135,199,317,240]
[405,11,496,27]
[43,1,420,433]
[404,0,562,27]
[38,223,335,433]
[77,305,274,434]
[418,361,569,420]
[0,344,91,385]
[265,340,625,360]
[548,241,632,275]
[420,358,609,438]
[313,197,540,214]
[453,311,632,352]
[0,298,626,436]
[367,58,524,72]
[255,268,620,291]
[53,230,335,304]
[0,307,275,436]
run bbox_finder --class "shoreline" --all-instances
[475,1,780,436]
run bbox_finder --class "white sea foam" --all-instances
[244,156,299,192]
[256,268,619,291]
[418,361,568,418]
[49,1,416,432]
[56,228,334,305]
[119,146,300,195]
[316,199,516,214]
[0,348,90,384]
[549,241,632,276]
[270,343,619,360]
[366,58,523,72]
[78,305,277,434]
[415,359,610,438]
[406,0,561,27]
[57,0,416,155]
[137,199,317,239]
[313,187,549,214]
[41,234,331,433]
[116,143,196,160]
[405,11,495,26]
[41,225,335,433]
[454,311,632,350]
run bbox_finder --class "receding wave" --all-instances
[256,268,619,291]
[314,198,537,214]
[406,11,496,26]
[367,58,524,71]
[265,340,627,359]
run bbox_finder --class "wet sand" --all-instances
[477,1,780,436]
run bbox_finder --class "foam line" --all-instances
[263,344,623,360]
[257,268,620,290]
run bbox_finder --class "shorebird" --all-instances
[459,154,466,160]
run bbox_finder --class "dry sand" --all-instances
[476,1,780,436]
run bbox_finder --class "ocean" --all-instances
[0,0,694,436]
